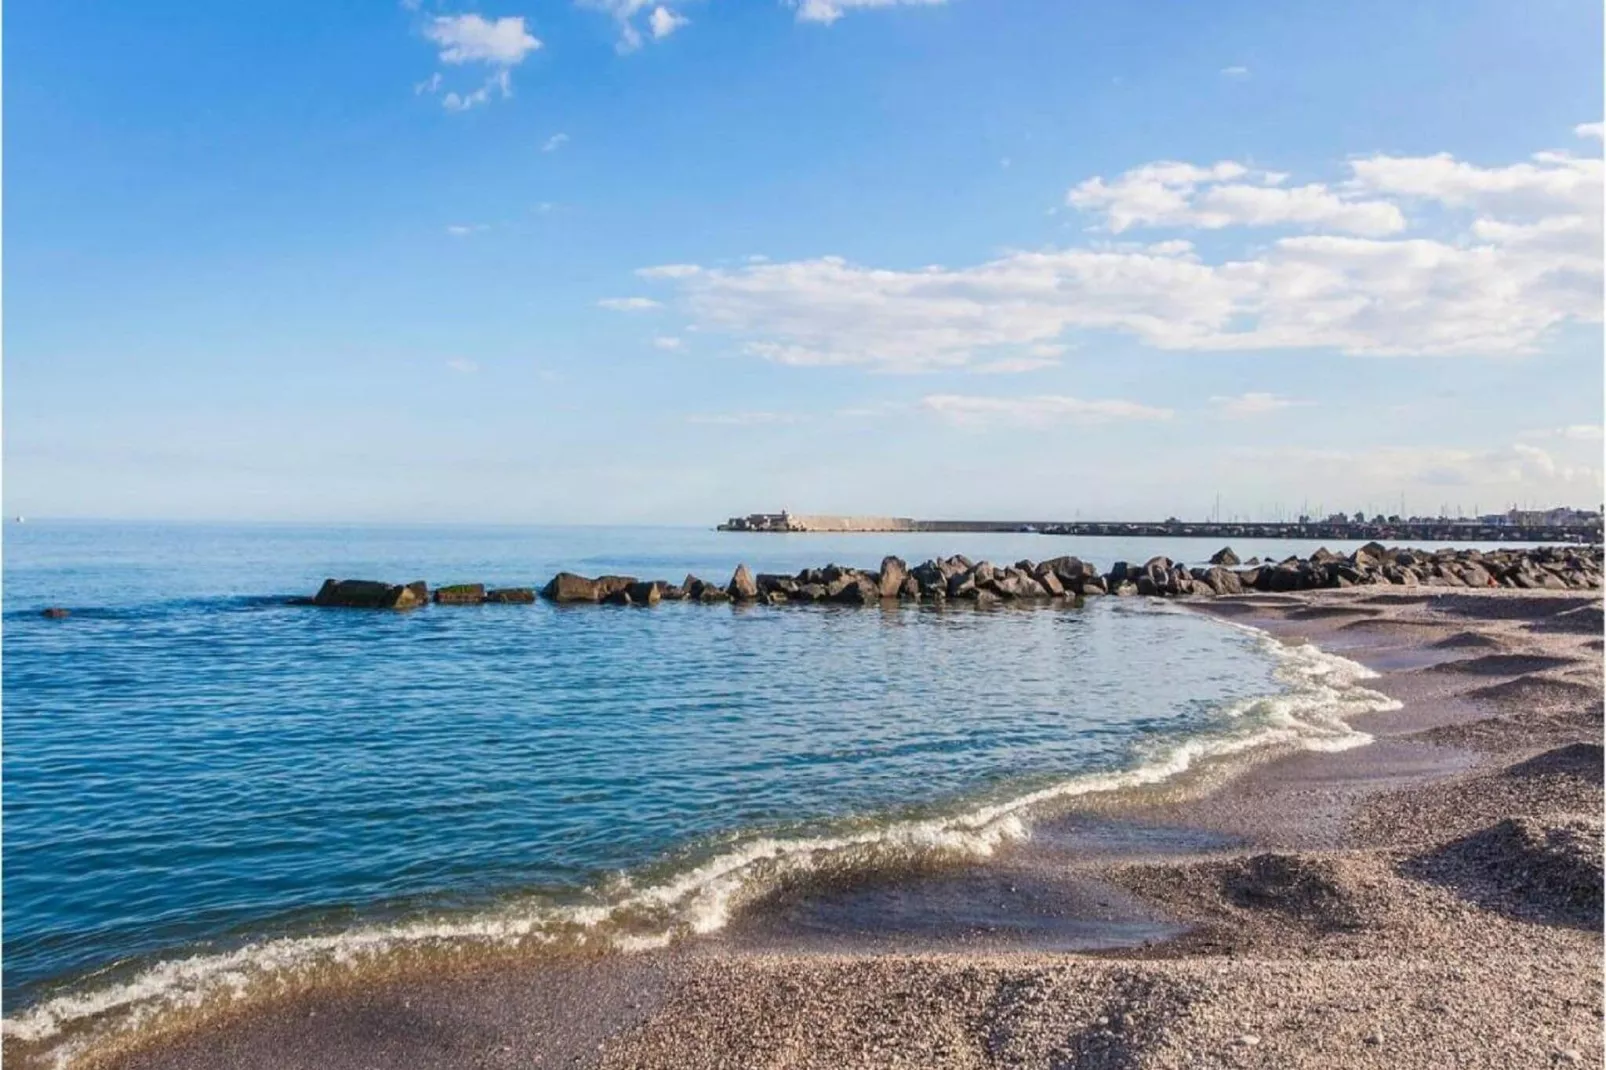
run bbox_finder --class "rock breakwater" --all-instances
[294,545,1602,610]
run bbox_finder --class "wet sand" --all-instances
[61,589,1606,1068]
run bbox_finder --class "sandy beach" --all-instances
[60,588,1606,1069]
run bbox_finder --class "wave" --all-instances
[3,619,1398,1066]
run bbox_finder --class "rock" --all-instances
[1209,546,1241,566]
[541,573,602,603]
[433,583,486,605]
[1036,568,1065,597]
[877,556,908,599]
[900,575,921,599]
[602,588,634,606]
[1199,566,1243,596]
[832,577,879,605]
[947,572,977,599]
[972,589,1000,608]
[485,588,536,604]
[40,607,69,619]
[313,579,426,610]
[1114,581,1138,596]
[626,581,663,606]
[728,564,760,602]
[595,576,637,601]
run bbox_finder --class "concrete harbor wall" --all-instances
[717,512,1603,544]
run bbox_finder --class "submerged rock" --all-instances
[485,587,535,604]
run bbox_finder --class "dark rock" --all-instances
[313,579,426,610]
[434,583,486,605]
[485,587,536,604]
[542,573,602,603]
[602,588,634,606]
[877,556,908,599]
[1209,546,1241,567]
[40,607,69,619]
[595,576,637,601]
[947,572,977,599]
[626,581,663,606]
[900,575,921,599]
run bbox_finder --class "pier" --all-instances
[717,511,1603,544]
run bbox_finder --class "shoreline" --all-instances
[14,588,1602,1069]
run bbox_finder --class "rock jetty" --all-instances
[293,545,1602,610]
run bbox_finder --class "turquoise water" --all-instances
[2,521,1421,1055]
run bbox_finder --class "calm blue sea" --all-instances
[1,521,1486,1050]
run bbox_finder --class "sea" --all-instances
[3,520,1507,1062]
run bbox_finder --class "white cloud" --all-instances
[1209,392,1312,417]
[579,0,690,51]
[686,411,800,426]
[419,14,538,111]
[652,335,684,350]
[1574,121,1603,141]
[446,223,489,236]
[637,132,1603,367]
[1347,148,1601,218]
[920,394,1174,428]
[649,5,689,38]
[543,132,570,152]
[1220,66,1250,79]
[790,0,947,24]
[1068,161,1405,236]
[446,358,480,373]
[425,14,542,65]
[598,296,664,311]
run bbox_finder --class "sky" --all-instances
[5,0,1604,524]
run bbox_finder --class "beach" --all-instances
[72,585,1602,1070]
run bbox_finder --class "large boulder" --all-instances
[434,583,486,605]
[313,579,427,610]
[485,587,535,604]
[1209,546,1240,567]
[542,573,601,603]
[877,556,908,599]
[728,564,760,602]
[626,580,663,606]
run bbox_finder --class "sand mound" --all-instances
[1427,653,1579,676]
[1504,743,1604,786]
[1527,602,1605,635]
[1118,853,1368,940]
[1466,675,1598,709]
[1431,631,1504,650]
[1437,594,1599,622]
[1218,854,1365,932]
[1407,814,1603,927]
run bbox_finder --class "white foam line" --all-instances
[5,615,1397,1066]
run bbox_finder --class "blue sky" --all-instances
[6,0,1603,523]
